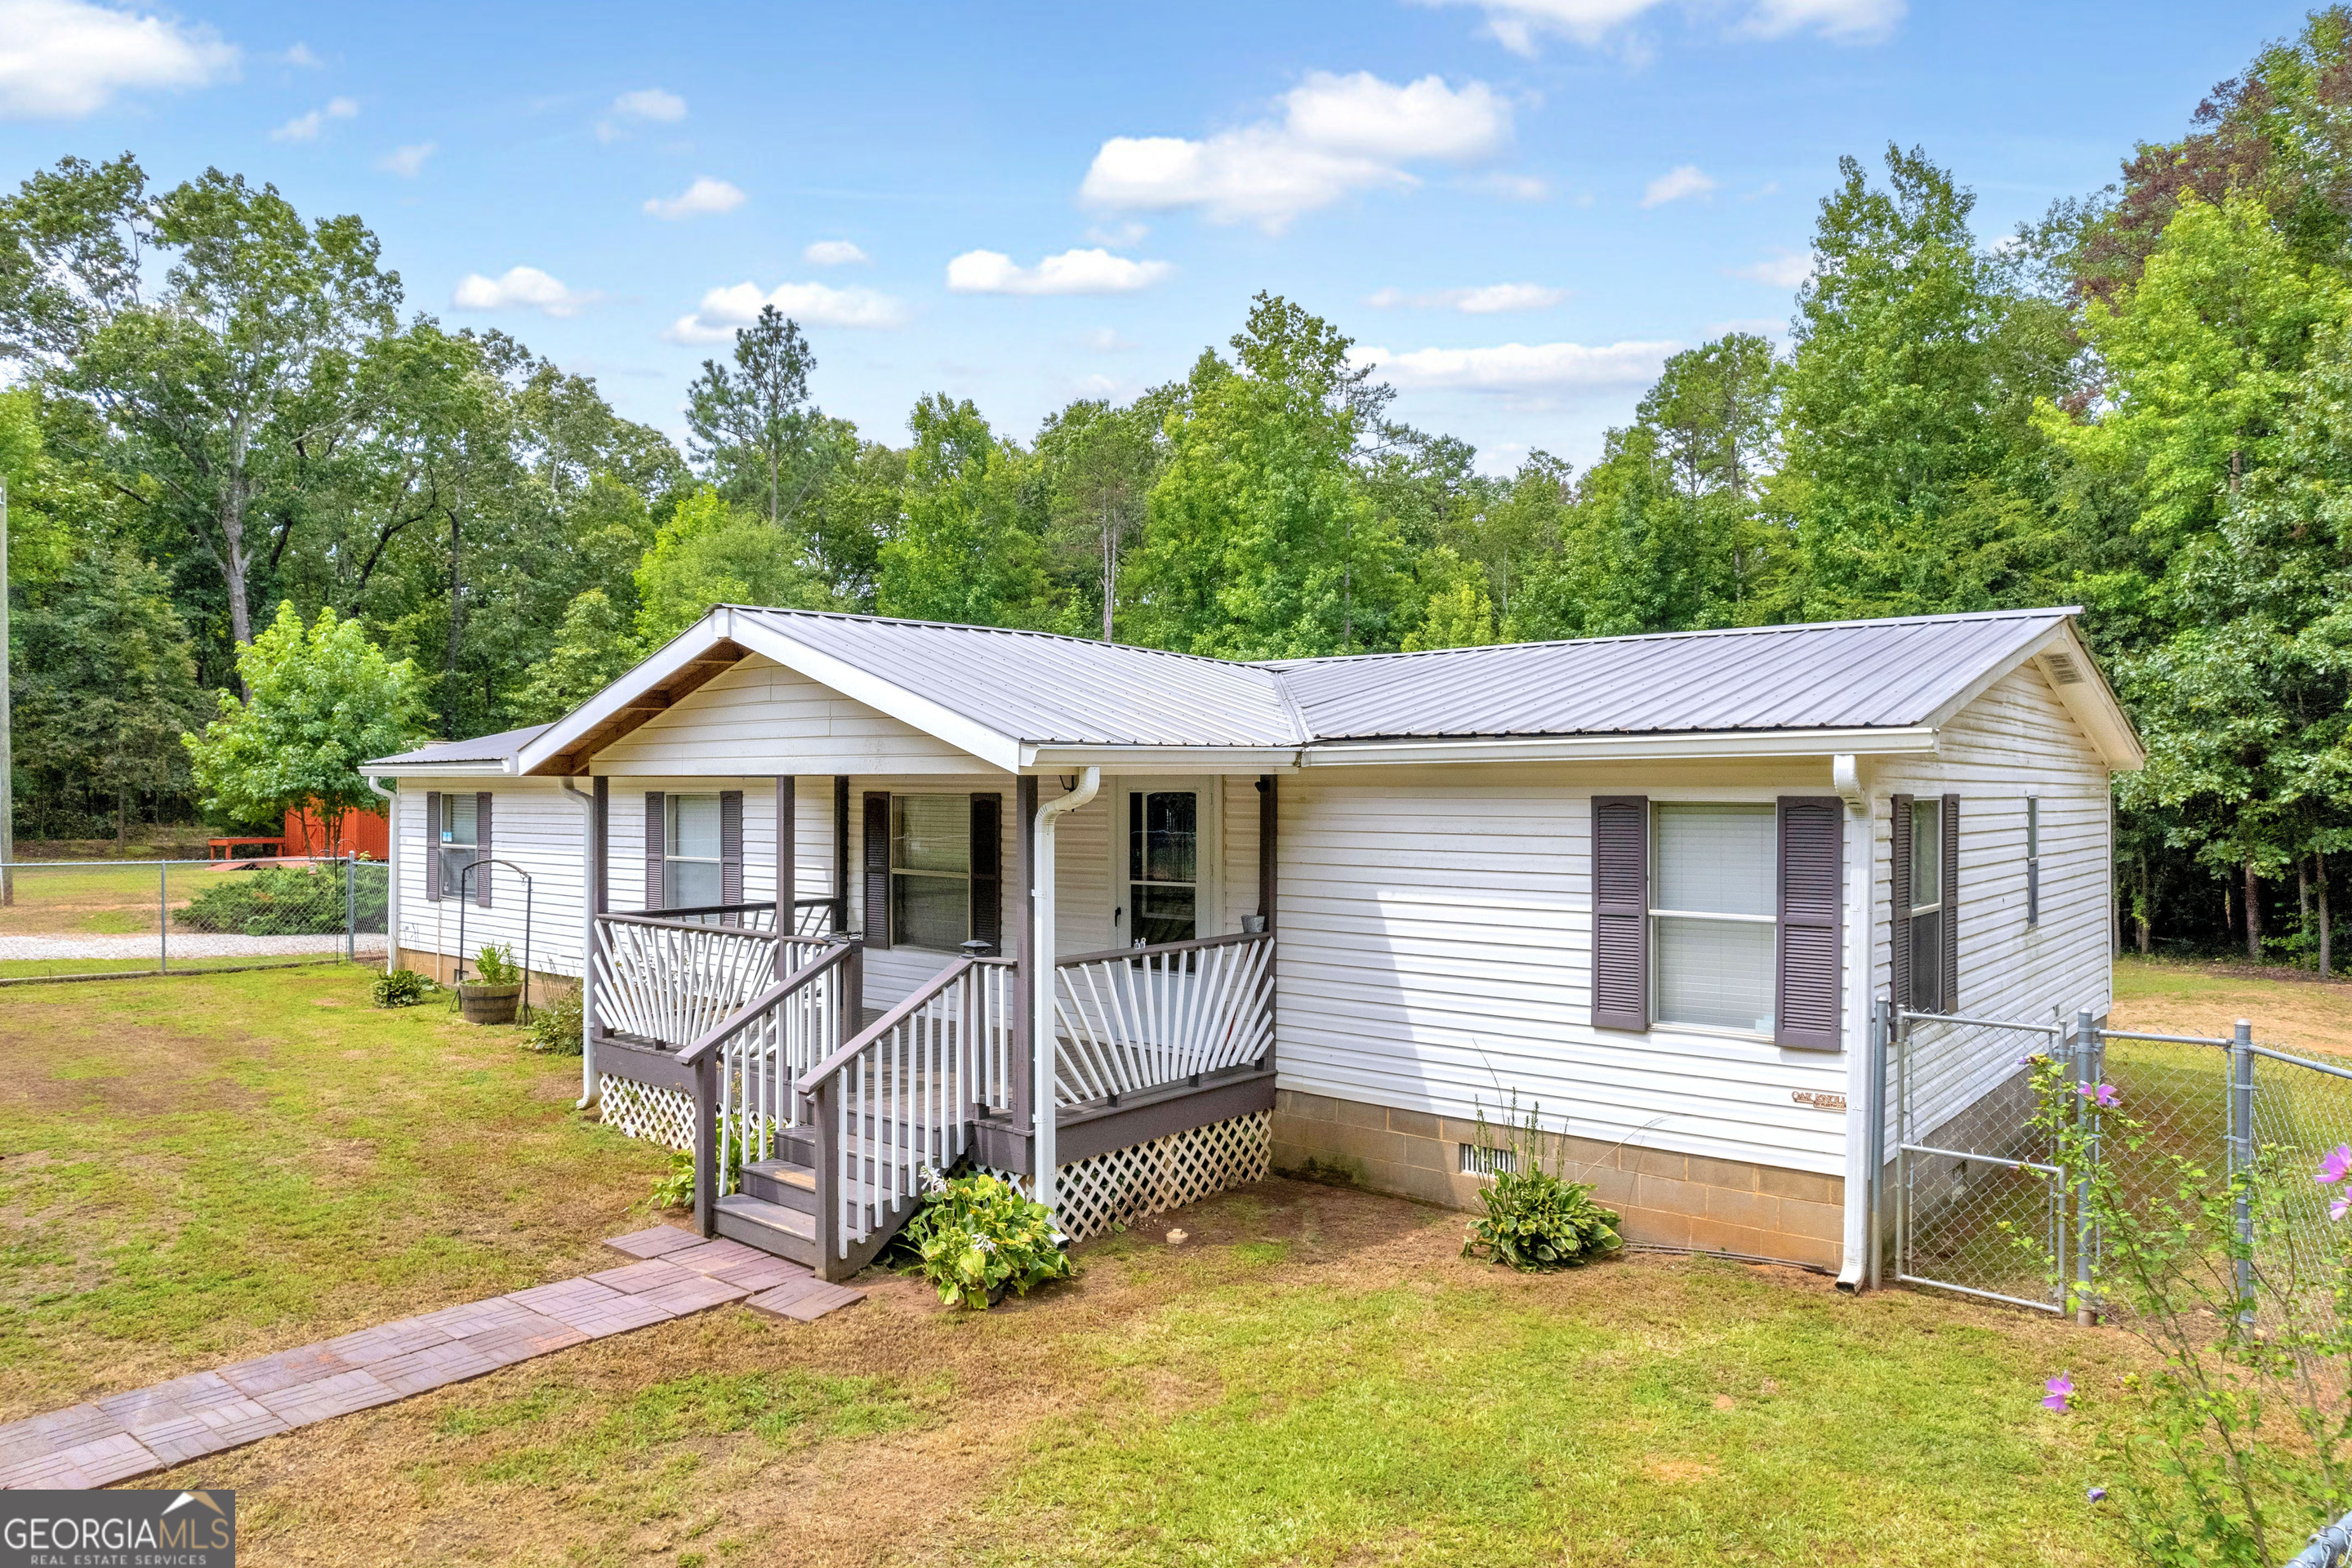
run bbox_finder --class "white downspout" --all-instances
[1833,754,1872,1290]
[1031,767,1099,1215]
[559,778,599,1111]
[364,777,397,977]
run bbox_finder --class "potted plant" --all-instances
[458,942,523,1025]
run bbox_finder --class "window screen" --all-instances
[666,794,724,909]
[1652,804,1776,1035]
[439,793,478,898]
[891,795,970,950]
[1127,790,1199,947]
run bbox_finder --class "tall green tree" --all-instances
[185,602,424,856]
[686,305,826,526]
[875,394,1068,630]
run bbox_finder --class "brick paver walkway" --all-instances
[0,1225,862,1490]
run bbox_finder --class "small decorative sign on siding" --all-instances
[1792,1089,1846,1111]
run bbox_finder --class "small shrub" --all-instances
[470,943,521,985]
[371,968,436,1008]
[527,984,584,1054]
[1459,1096,1623,1271]
[649,1150,696,1211]
[901,1169,1072,1310]
[175,864,385,935]
[644,1118,769,1212]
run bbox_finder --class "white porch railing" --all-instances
[705,941,857,1163]
[1052,932,1275,1106]
[593,911,834,1049]
[795,959,988,1262]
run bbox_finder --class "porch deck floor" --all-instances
[0,1224,862,1491]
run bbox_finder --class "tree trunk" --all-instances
[2301,859,2314,969]
[2136,853,2152,956]
[2323,851,2334,978]
[1102,501,1115,642]
[444,508,464,739]
[2246,861,2264,963]
[115,785,127,853]
[221,422,256,695]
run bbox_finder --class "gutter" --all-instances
[1833,752,1870,1292]
[559,778,599,1111]
[1030,767,1099,1214]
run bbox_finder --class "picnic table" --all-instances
[207,837,286,861]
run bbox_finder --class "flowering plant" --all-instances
[900,1170,1072,1311]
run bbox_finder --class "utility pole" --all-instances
[2,476,13,906]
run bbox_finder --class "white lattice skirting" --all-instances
[599,1073,697,1154]
[1052,1109,1272,1244]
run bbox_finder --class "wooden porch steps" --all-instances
[714,1156,819,1267]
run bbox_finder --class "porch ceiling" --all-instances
[534,641,750,776]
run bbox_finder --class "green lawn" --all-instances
[4,966,2136,1566]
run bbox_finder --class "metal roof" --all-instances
[385,606,2106,773]
[368,724,550,768]
[730,608,1303,746]
[1258,608,2077,740]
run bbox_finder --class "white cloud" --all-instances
[946,247,1174,296]
[452,265,599,318]
[666,280,909,341]
[1726,249,1813,287]
[281,42,321,68]
[611,87,684,122]
[1641,164,1715,207]
[1083,327,1135,352]
[643,176,744,220]
[804,239,869,266]
[0,0,239,119]
[1422,0,1902,53]
[1352,337,1677,393]
[1742,0,1902,41]
[1367,282,1566,314]
[270,94,355,142]
[1080,70,1511,233]
[378,142,434,179]
[1085,220,1151,247]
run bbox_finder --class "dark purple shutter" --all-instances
[970,793,1002,955]
[1940,793,1961,1015]
[719,790,744,909]
[1591,795,1649,1032]
[644,792,665,911]
[424,791,443,902]
[1889,794,1913,1016]
[1776,797,1842,1052]
[862,792,891,949]
[474,792,493,908]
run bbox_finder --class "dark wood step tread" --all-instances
[741,1160,814,1191]
[715,1193,814,1241]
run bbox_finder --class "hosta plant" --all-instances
[1460,1096,1624,1271]
[902,1170,1072,1310]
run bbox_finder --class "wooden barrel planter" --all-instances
[458,982,522,1025]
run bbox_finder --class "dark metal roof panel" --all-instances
[734,608,1304,747]
[1258,609,2071,740]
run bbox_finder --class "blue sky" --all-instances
[0,0,2319,474]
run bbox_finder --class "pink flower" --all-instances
[2087,1486,2106,1503]
[2075,1083,2120,1109]
[2335,1192,2351,1223]
[2042,1374,2074,1413]
[2319,1145,2352,1187]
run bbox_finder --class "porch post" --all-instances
[832,776,850,932]
[1257,774,1277,928]
[775,774,795,976]
[592,776,609,915]
[1009,775,1038,1170]
[585,775,609,1107]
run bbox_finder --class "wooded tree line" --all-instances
[6,11,2352,961]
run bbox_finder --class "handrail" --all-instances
[1056,930,1268,968]
[600,909,779,933]
[677,941,853,1065]
[795,958,974,1095]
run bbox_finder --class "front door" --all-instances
[1114,778,1215,948]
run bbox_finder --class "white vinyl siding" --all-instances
[1272,768,1854,1178]
[1870,663,2114,1158]
[595,656,998,776]
[393,779,586,978]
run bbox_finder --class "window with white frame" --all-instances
[891,795,970,950]
[438,793,478,898]
[666,794,724,909]
[1909,796,1944,1010]
[1650,804,1777,1035]
[1127,787,1200,947]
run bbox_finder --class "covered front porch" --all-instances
[575,768,1281,1281]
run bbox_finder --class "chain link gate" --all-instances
[1878,996,2352,1325]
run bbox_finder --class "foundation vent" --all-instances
[1459,1143,1519,1178]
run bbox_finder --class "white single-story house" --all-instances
[364,604,2139,1282]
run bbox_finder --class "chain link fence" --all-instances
[0,857,387,985]
[1883,1001,2352,1329]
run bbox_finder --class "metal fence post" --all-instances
[2075,1008,2098,1327]
[158,860,167,975]
[2231,1018,2255,1317]
[345,853,356,962]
